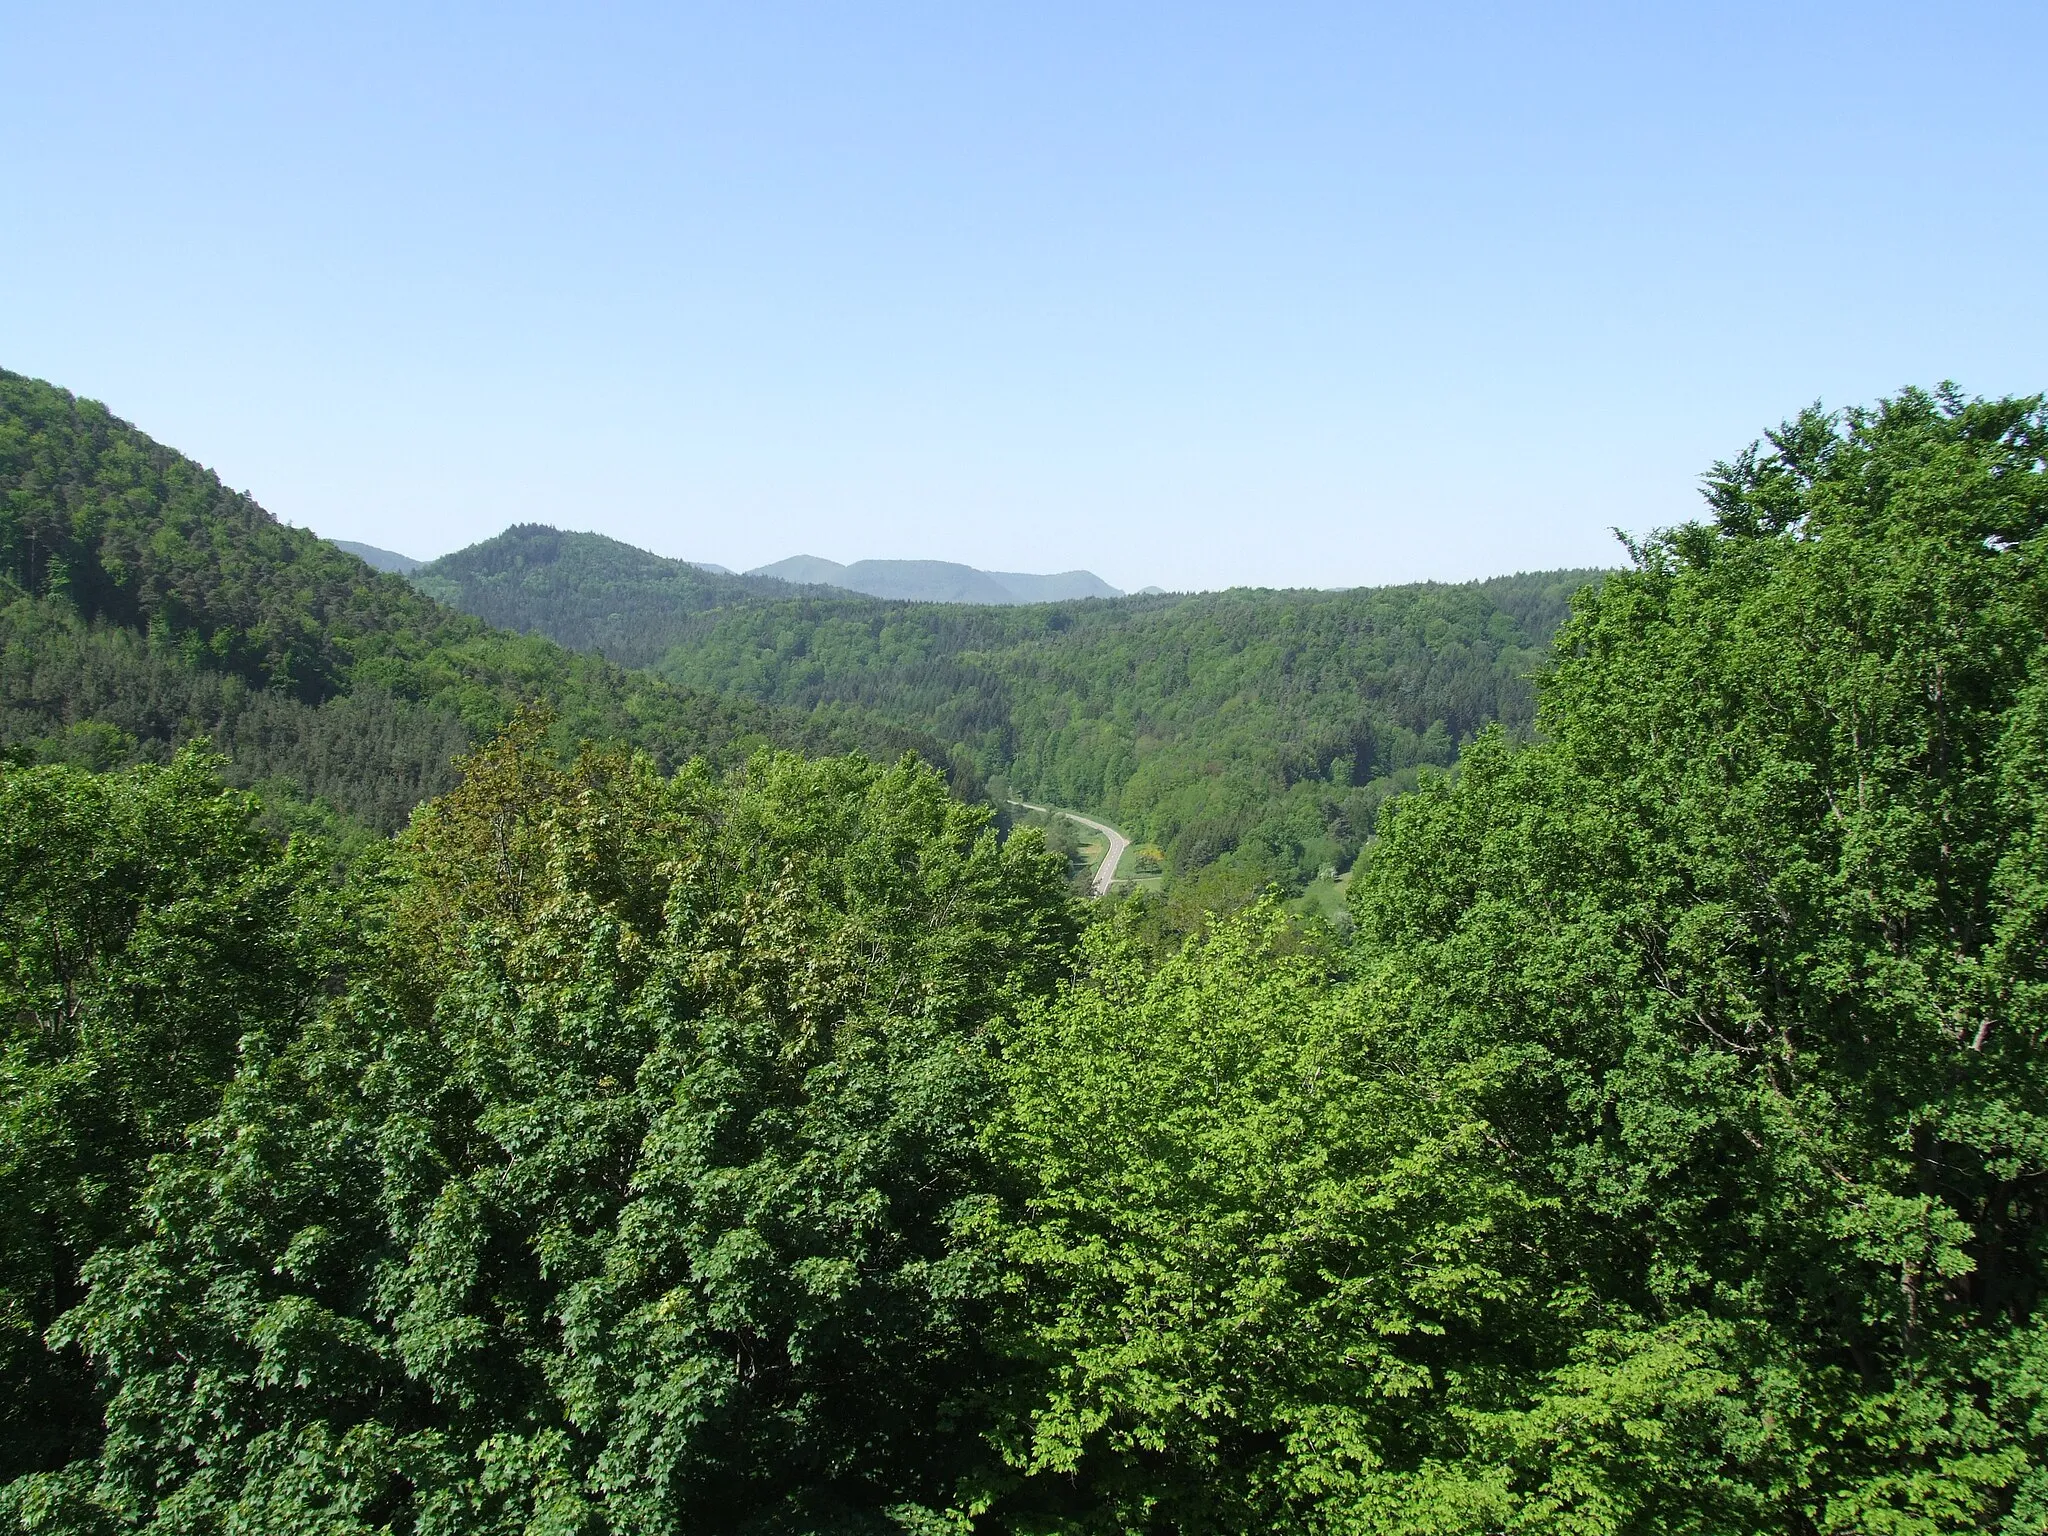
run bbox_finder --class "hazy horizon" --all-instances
[7,3,2042,592]
[330,525,1613,596]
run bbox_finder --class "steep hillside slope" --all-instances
[0,372,961,828]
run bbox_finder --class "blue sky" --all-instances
[5,2,2042,591]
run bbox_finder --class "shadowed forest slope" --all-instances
[411,525,792,668]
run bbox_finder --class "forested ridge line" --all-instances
[408,524,1153,672]
[0,369,970,830]
[5,384,2047,1532]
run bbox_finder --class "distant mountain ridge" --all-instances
[331,539,423,574]
[409,528,1133,669]
[300,519,1614,897]
[749,555,1120,604]
[397,519,1610,894]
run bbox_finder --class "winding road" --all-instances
[1009,799,1132,898]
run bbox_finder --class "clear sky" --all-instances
[6,3,2043,592]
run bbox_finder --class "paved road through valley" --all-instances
[1009,800,1132,898]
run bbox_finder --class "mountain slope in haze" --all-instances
[331,538,423,574]
[749,555,1121,603]
[987,568,1123,602]
[0,372,967,829]
[410,532,1131,679]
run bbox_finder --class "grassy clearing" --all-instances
[1289,868,1353,927]
[1110,841,1167,894]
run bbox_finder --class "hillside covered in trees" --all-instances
[409,519,1599,894]
[0,372,963,831]
[5,386,2045,1533]
[410,526,789,669]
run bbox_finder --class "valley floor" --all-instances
[1007,799,1132,897]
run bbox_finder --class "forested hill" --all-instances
[0,370,962,829]
[412,524,792,668]
[655,571,1604,895]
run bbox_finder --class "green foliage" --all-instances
[0,590,472,829]
[981,386,2048,1530]
[988,906,1547,1533]
[7,384,2047,1533]
[398,508,1595,893]
[412,526,785,669]
[4,730,1074,1532]
[0,750,349,1484]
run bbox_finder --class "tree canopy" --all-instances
[4,385,2046,1533]
[410,526,786,668]
[983,386,2048,1530]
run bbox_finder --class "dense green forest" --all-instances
[0,373,965,830]
[5,385,2045,1532]
[656,575,1595,898]
[413,522,1597,893]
